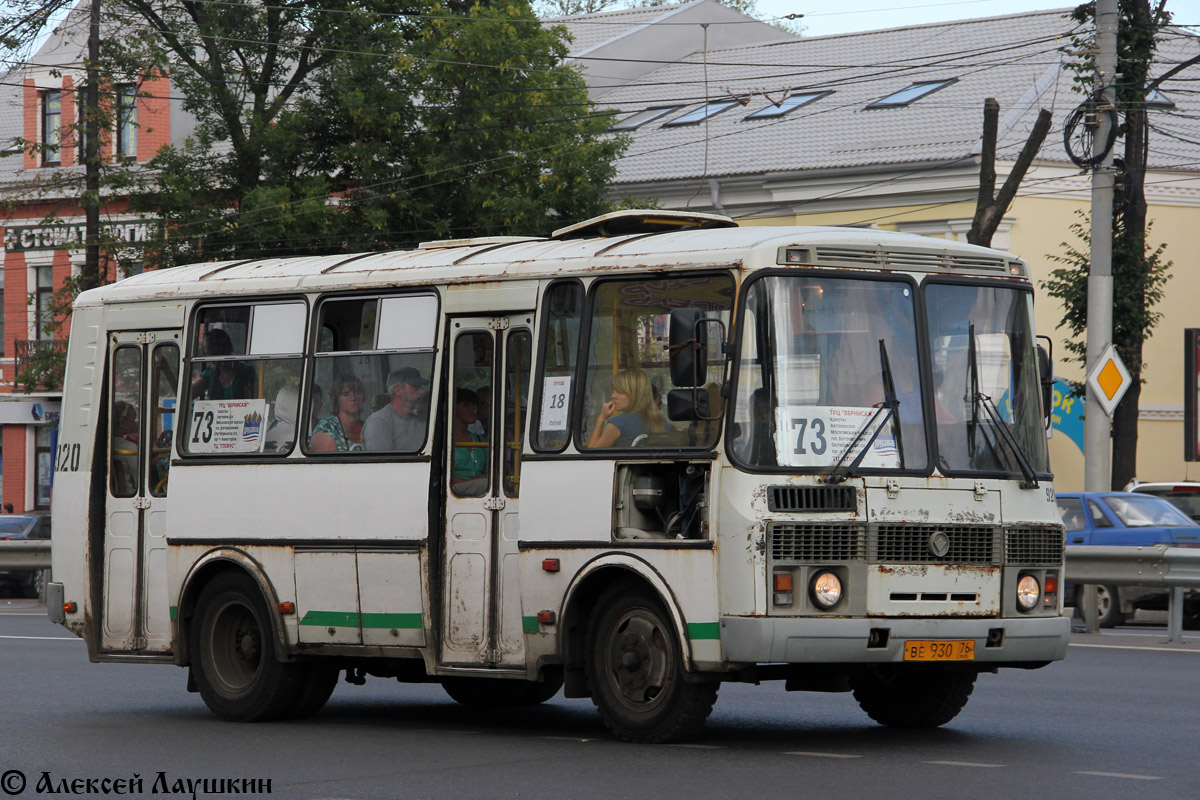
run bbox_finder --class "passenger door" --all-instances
[441,314,533,667]
[101,330,181,654]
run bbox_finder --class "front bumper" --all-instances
[720,614,1070,665]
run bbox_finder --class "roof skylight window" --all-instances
[611,106,682,131]
[745,90,831,120]
[867,79,955,108]
[663,100,738,126]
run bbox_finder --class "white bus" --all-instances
[50,210,1069,743]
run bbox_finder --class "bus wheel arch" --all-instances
[559,558,693,698]
[176,550,288,669]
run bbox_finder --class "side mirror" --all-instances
[669,309,707,387]
[1036,337,1054,433]
[667,388,710,422]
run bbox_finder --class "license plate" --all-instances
[903,639,975,661]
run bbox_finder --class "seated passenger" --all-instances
[587,368,664,448]
[309,373,366,452]
[452,388,489,496]
[111,400,140,493]
[264,384,299,452]
[191,329,256,400]
[363,367,429,452]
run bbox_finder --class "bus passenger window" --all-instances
[307,294,437,456]
[533,282,582,452]
[183,302,305,456]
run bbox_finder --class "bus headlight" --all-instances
[810,571,842,609]
[1016,574,1041,611]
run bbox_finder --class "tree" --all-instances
[1042,0,1197,489]
[967,98,1052,248]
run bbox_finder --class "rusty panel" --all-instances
[866,564,1000,616]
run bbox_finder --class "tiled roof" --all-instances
[547,3,690,55]
[600,8,1200,186]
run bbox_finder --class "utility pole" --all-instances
[83,0,100,287]
[1084,0,1118,492]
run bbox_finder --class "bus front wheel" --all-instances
[585,587,717,743]
[850,667,976,728]
[190,572,304,722]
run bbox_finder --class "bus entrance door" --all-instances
[441,315,533,668]
[101,330,181,654]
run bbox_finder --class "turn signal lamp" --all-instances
[63,601,77,614]
[277,602,295,615]
[772,572,793,607]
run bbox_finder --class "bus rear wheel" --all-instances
[850,667,976,728]
[585,587,717,743]
[190,572,303,722]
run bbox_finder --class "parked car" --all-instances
[1057,492,1200,628]
[1129,481,1200,522]
[0,514,51,600]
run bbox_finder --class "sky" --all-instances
[755,0,1197,38]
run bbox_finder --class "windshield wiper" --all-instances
[967,324,1039,489]
[826,339,902,484]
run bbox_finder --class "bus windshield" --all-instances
[925,282,1049,476]
[731,274,928,472]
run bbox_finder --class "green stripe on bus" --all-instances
[361,613,422,629]
[522,616,539,634]
[169,606,178,622]
[299,611,361,627]
[688,622,721,640]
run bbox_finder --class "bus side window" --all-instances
[533,281,582,452]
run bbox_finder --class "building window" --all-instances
[663,100,737,127]
[867,79,955,108]
[745,90,831,120]
[35,425,52,510]
[41,90,61,165]
[35,266,53,340]
[610,106,681,131]
[117,84,137,160]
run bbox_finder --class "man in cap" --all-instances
[363,367,429,451]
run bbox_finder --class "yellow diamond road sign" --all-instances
[1086,345,1131,418]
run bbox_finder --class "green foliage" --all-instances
[1041,210,1172,390]
[113,0,628,264]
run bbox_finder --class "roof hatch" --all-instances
[551,209,737,239]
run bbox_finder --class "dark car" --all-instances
[0,514,52,599]
[1057,492,1199,628]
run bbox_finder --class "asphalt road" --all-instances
[2,598,1198,800]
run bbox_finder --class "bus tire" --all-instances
[189,571,303,722]
[850,668,976,728]
[585,586,717,743]
[441,673,562,707]
[287,666,339,719]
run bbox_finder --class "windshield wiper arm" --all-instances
[826,339,902,484]
[967,323,981,458]
[975,391,1040,489]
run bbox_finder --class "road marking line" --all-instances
[924,761,1005,768]
[667,743,723,750]
[0,634,80,641]
[1071,643,1200,654]
[783,751,862,759]
[1075,771,1161,781]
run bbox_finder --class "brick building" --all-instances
[0,9,173,512]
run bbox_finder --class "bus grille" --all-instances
[769,523,866,561]
[767,485,857,513]
[872,524,999,565]
[1004,526,1064,565]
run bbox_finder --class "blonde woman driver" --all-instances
[587,368,664,448]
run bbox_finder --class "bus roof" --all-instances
[78,214,1027,307]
